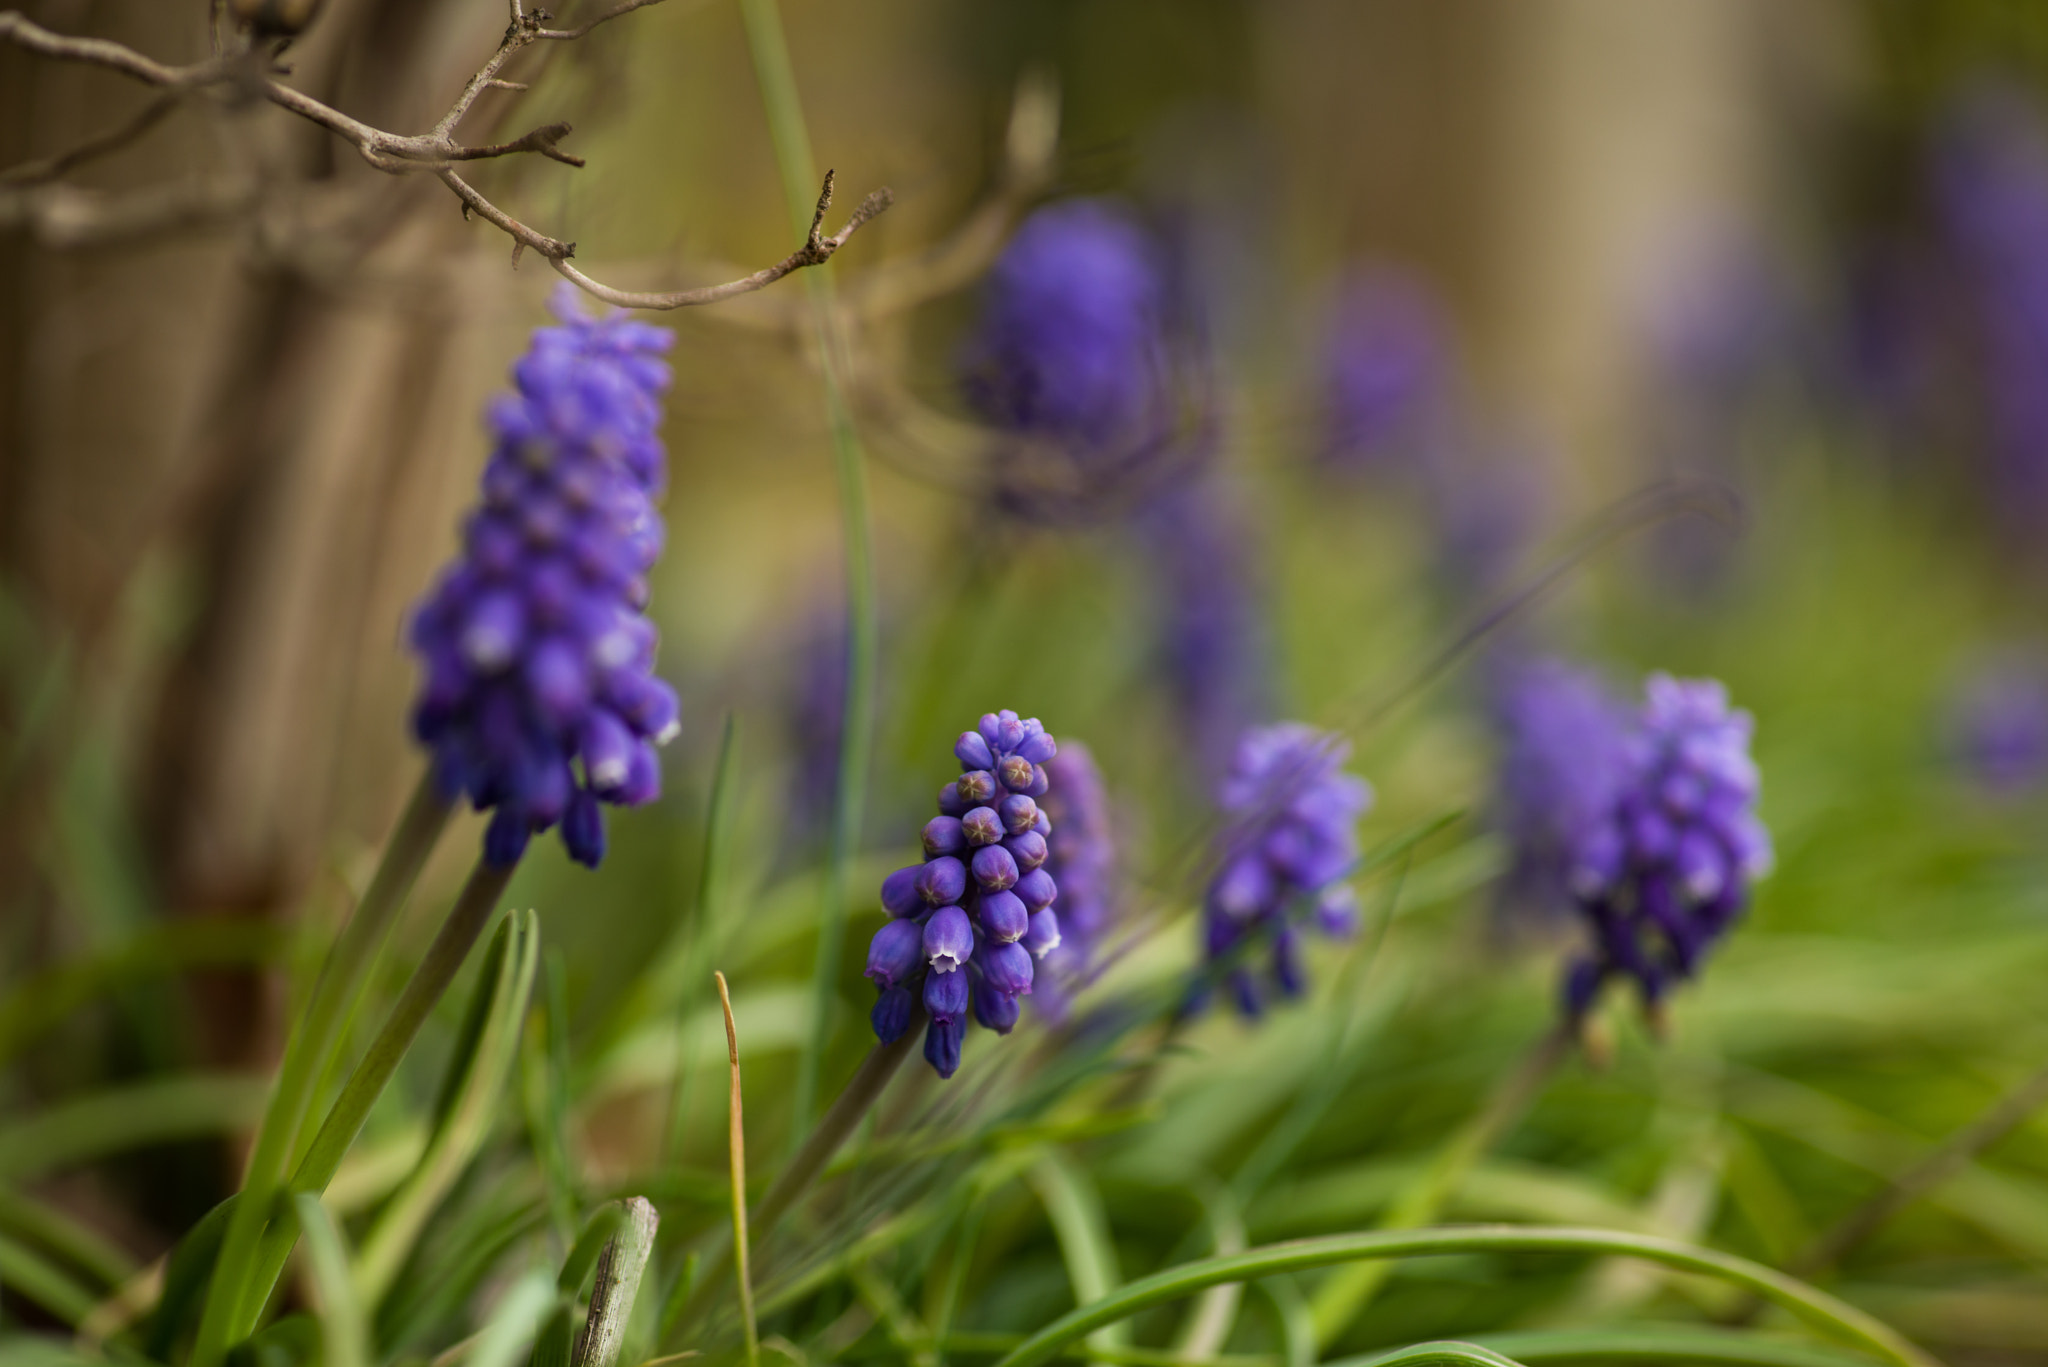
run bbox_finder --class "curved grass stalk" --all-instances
[989,1226,1937,1367]
[292,1195,368,1367]
[1031,1151,1127,1354]
[189,771,452,1367]
[1336,1326,1896,1367]
[737,0,880,1146]
[0,1073,269,1182]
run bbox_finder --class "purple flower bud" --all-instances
[998,794,1040,834]
[1014,867,1058,912]
[956,731,996,770]
[881,866,925,918]
[924,1014,963,1079]
[924,961,970,1020]
[923,906,974,974]
[973,983,1020,1034]
[579,711,636,795]
[525,639,590,730]
[999,755,1035,792]
[938,781,968,816]
[1004,829,1048,872]
[1019,731,1058,765]
[461,592,526,673]
[923,816,967,857]
[961,807,1004,846]
[918,857,968,907]
[976,940,1035,996]
[484,806,531,868]
[872,986,916,1044]
[866,918,925,989]
[971,844,1019,892]
[958,770,998,805]
[563,788,606,868]
[977,889,1029,942]
[1023,908,1062,958]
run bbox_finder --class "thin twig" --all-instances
[0,7,894,307]
[716,972,761,1367]
[0,92,180,186]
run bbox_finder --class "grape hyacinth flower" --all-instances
[868,711,1061,1078]
[1562,674,1772,1021]
[408,286,680,869]
[1033,741,1117,1017]
[1945,653,2048,796]
[1318,266,1452,473]
[1491,659,1635,923]
[959,198,1200,519]
[1197,723,1372,1016]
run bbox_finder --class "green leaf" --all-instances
[0,1074,269,1181]
[1029,1151,1126,1352]
[291,1195,366,1367]
[0,1228,99,1325]
[987,1226,1934,1367]
[1335,1327,1896,1367]
[0,1183,137,1289]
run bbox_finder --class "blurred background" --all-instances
[13,0,2048,1359]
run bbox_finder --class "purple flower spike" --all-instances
[865,708,1065,1076]
[409,286,677,867]
[1033,742,1119,1017]
[1195,723,1371,1016]
[1491,659,1637,922]
[1541,670,1771,1022]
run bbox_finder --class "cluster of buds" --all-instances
[1199,723,1372,1015]
[867,712,1062,1078]
[409,288,680,868]
[1563,674,1772,1019]
[1033,742,1116,1016]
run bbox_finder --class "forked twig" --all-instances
[0,6,892,309]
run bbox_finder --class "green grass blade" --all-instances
[1030,1151,1127,1352]
[572,1196,660,1367]
[355,908,540,1306]
[1345,1345,1527,1367]
[737,0,880,1145]
[0,1228,99,1325]
[1335,1327,1897,1367]
[292,1195,367,1367]
[471,1269,558,1367]
[0,1184,137,1289]
[987,1226,1935,1367]
[0,1073,268,1180]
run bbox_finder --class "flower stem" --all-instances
[238,854,518,1335]
[190,771,452,1367]
[1308,1024,1572,1349]
[666,1026,921,1341]
[736,0,879,1145]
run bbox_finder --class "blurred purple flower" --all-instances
[1563,673,1771,1020]
[1318,267,1452,473]
[1945,652,2048,795]
[1196,723,1372,1016]
[1929,84,2048,531]
[408,286,679,868]
[1137,480,1272,780]
[960,198,1206,520]
[1490,658,1635,921]
[1033,741,1118,1016]
[868,710,1062,1078]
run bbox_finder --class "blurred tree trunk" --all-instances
[0,0,515,1082]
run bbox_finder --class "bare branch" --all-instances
[536,0,671,42]
[485,78,529,91]
[0,92,180,186]
[551,181,893,309]
[0,176,255,248]
[0,5,895,308]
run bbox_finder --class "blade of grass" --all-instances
[355,908,540,1305]
[717,972,761,1367]
[0,1184,138,1288]
[1030,1151,1127,1353]
[236,857,517,1343]
[191,771,451,1367]
[1336,1327,1894,1367]
[1172,1181,1246,1363]
[1308,1025,1572,1348]
[470,1270,558,1367]
[990,1226,1935,1367]
[737,0,879,1146]
[663,714,743,1168]
[292,1195,367,1367]
[0,1227,99,1324]
[573,1197,660,1367]
[1340,1343,1525,1367]
[0,1073,269,1180]
[524,947,580,1249]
